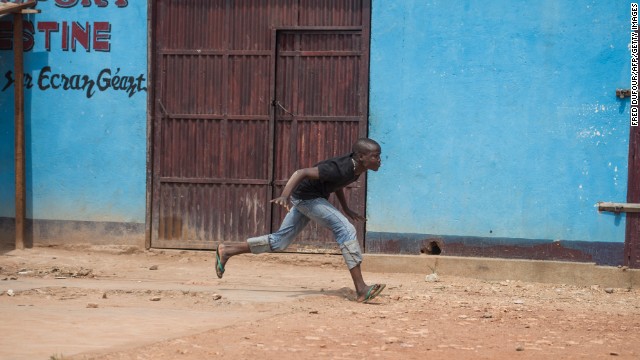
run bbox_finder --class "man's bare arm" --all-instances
[335,188,365,221]
[271,167,320,210]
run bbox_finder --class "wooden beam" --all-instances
[597,202,640,213]
[13,12,25,250]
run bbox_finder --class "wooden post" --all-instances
[625,125,640,268]
[13,13,25,250]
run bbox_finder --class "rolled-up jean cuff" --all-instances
[340,239,363,270]
[247,235,271,254]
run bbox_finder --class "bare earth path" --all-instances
[1,246,639,359]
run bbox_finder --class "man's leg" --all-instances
[295,198,385,302]
[349,264,369,301]
[344,242,384,302]
[217,242,251,265]
[217,205,310,271]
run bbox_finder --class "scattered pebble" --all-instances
[149,265,159,270]
[212,294,222,300]
[516,345,525,351]
[425,273,440,282]
[610,352,620,356]
[87,303,99,308]
[605,288,614,294]
[102,292,108,299]
[7,289,14,297]
[150,297,161,301]
[309,310,318,314]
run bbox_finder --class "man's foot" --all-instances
[215,243,226,279]
[356,283,386,303]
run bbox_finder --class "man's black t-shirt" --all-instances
[292,153,359,200]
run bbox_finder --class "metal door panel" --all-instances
[272,30,366,252]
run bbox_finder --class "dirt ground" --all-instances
[1,246,639,360]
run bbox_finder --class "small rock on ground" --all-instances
[425,273,440,282]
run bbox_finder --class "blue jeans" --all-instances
[247,197,363,269]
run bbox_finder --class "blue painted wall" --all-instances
[0,0,633,256]
[368,1,632,244]
[0,1,147,231]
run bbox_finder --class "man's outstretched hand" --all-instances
[271,196,291,211]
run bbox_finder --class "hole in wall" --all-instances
[420,240,442,255]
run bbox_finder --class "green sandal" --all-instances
[215,244,225,279]
[360,283,386,303]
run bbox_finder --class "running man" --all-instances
[215,138,385,303]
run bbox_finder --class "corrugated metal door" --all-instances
[150,0,370,250]
[272,30,367,252]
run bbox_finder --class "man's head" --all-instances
[352,138,381,172]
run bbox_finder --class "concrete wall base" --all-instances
[0,217,145,249]
[363,254,640,289]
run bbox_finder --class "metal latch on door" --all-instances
[597,202,640,213]
[616,89,631,98]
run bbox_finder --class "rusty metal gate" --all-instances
[150,0,371,251]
